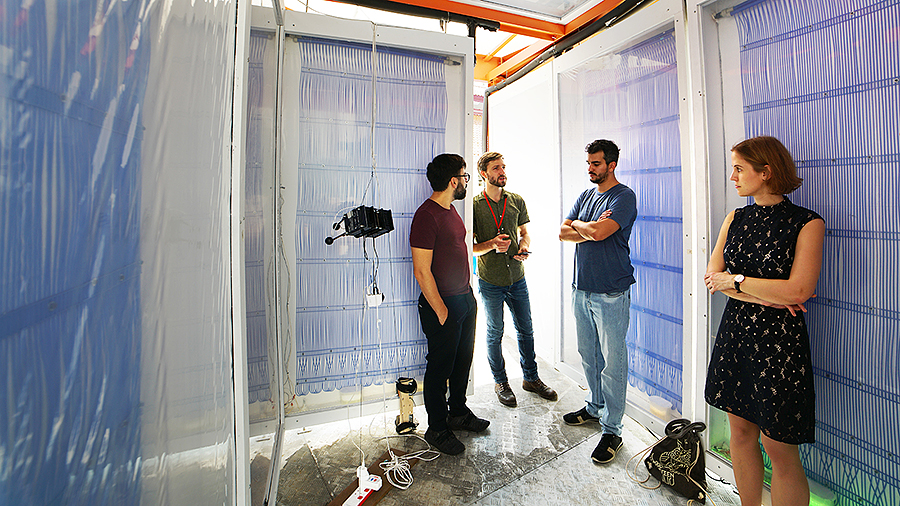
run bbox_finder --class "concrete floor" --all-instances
[250,337,742,506]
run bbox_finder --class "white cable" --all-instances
[376,435,440,490]
[351,264,368,471]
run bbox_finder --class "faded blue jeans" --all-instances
[572,287,630,436]
[478,277,539,384]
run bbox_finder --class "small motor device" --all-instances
[395,377,418,434]
[325,206,394,245]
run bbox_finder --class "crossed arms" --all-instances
[704,209,825,315]
[559,209,615,243]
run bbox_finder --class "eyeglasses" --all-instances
[453,173,471,182]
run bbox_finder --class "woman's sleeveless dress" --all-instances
[705,198,822,444]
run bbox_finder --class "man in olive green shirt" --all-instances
[473,152,557,407]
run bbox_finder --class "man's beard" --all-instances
[453,184,467,200]
[589,169,608,185]
[488,175,506,187]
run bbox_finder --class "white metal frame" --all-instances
[231,2,253,505]
[684,0,749,489]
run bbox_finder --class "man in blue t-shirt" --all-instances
[559,139,637,465]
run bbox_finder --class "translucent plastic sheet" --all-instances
[733,1,900,503]
[1,0,238,504]
[285,37,445,408]
[245,31,278,423]
[558,29,684,413]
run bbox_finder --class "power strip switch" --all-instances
[341,475,383,506]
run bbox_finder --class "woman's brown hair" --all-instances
[732,136,802,194]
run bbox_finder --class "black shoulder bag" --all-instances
[626,419,714,505]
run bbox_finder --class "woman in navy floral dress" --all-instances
[704,136,825,506]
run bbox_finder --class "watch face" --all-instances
[735,274,745,283]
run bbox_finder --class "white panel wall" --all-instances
[485,63,560,363]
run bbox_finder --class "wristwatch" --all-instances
[733,274,745,293]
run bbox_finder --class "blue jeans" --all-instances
[478,278,538,384]
[572,287,630,436]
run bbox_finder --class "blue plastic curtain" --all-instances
[2,0,239,504]
[733,1,900,505]
[292,37,444,397]
[559,29,685,412]
[1,1,147,503]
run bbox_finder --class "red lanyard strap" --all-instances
[483,190,507,233]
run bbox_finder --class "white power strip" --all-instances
[341,474,383,506]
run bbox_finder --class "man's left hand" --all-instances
[512,248,530,262]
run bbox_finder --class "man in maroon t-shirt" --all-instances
[410,153,490,455]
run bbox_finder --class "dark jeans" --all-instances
[418,290,477,432]
[478,277,538,384]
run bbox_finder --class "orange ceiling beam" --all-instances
[480,0,627,84]
[330,0,629,40]
[564,0,624,34]
[485,34,517,59]
[496,22,561,41]
[404,0,627,39]
[493,0,625,39]
[351,0,630,84]
[486,39,553,81]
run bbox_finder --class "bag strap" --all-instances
[666,419,707,438]
[683,437,717,506]
[686,471,718,506]
[625,435,665,490]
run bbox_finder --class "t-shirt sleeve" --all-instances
[517,195,530,226]
[409,209,436,250]
[610,189,637,228]
[565,191,584,222]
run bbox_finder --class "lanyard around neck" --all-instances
[483,190,507,233]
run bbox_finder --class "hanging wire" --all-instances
[353,266,367,471]
[351,19,382,476]
[360,21,379,207]
[278,188,296,406]
[298,13,436,490]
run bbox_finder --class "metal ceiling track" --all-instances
[327,0,500,36]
